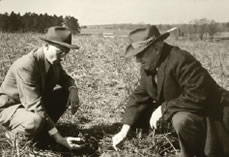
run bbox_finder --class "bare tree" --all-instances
[207,20,218,41]
[190,18,208,40]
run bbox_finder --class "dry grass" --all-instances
[0,32,229,156]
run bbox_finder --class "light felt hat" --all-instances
[125,25,177,58]
[40,26,79,49]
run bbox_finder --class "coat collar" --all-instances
[157,43,172,101]
[31,47,50,92]
[157,56,169,101]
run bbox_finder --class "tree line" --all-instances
[0,12,80,34]
[1,12,229,41]
[89,19,229,41]
[172,19,229,41]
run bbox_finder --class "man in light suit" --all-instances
[112,25,229,157]
[0,26,83,150]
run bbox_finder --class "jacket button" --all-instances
[153,100,157,103]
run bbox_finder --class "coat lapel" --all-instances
[157,48,172,101]
[35,48,60,92]
[157,59,167,101]
[157,44,172,101]
[145,74,154,97]
[33,48,49,93]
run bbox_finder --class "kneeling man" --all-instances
[0,26,83,150]
[113,25,229,157]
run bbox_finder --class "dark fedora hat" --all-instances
[125,25,177,58]
[40,26,79,49]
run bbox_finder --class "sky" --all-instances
[0,0,229,25]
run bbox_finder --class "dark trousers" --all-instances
[172,112,227,157]
[35,87,69,144]
[43,87,69,123]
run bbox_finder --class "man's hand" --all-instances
[53,132,84,150]
[67,87,80,115]
[59,136,85,150]
[112,124,130,151]
[150,106,162,129]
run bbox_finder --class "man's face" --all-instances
[44,44,69,64]
[136,43,161,72]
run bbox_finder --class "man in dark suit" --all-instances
[0,26,83,150]
[112,25,229,157]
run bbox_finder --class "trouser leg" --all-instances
[4,87,68,143]
[131,104,155,138]
[205,118,228,157]
[133,104,154,129]
[35,87,69,147]
[43,87,69,122]
[7,108,45,139]
[172,112,207,157]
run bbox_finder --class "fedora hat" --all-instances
[40,26,79,49]
[125,25,177,58]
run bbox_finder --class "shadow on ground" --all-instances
[57,121,122,156]
[0,121,180,157]
[0,119,122,157]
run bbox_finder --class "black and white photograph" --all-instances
[0,0,229,156]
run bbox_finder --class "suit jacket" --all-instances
[0,47,76,129]
[123,43,223,126]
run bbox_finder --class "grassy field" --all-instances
[0,32,229,157]
[80,28,130,36]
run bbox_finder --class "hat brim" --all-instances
[125,32,170,58]
[40,38,79,49]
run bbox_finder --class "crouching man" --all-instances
[0,26,83,150]
[112,25,229,157]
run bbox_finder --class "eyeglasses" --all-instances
[56,49,68,58]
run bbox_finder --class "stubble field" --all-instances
[0,32,229,157]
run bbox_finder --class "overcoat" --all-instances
[123,43,225,126]
[122,43,229,154]
[0,47,76,130]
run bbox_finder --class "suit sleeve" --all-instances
[122,68,157,126]
[15,63,55,131]
[163,51,220,121]
[58,64,77,90]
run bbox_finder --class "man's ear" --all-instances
[154,41,164,53]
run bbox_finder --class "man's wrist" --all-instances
[48,127,58,136]
[68,86,78,92]
[51,131,63,143]
[121,124,131,136]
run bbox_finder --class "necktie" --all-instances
[152,70,158,89]
[153,68,158,88]
[45,65,54,91]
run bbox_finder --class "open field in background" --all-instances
[80,28,130,37]
[0,31,229,157]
